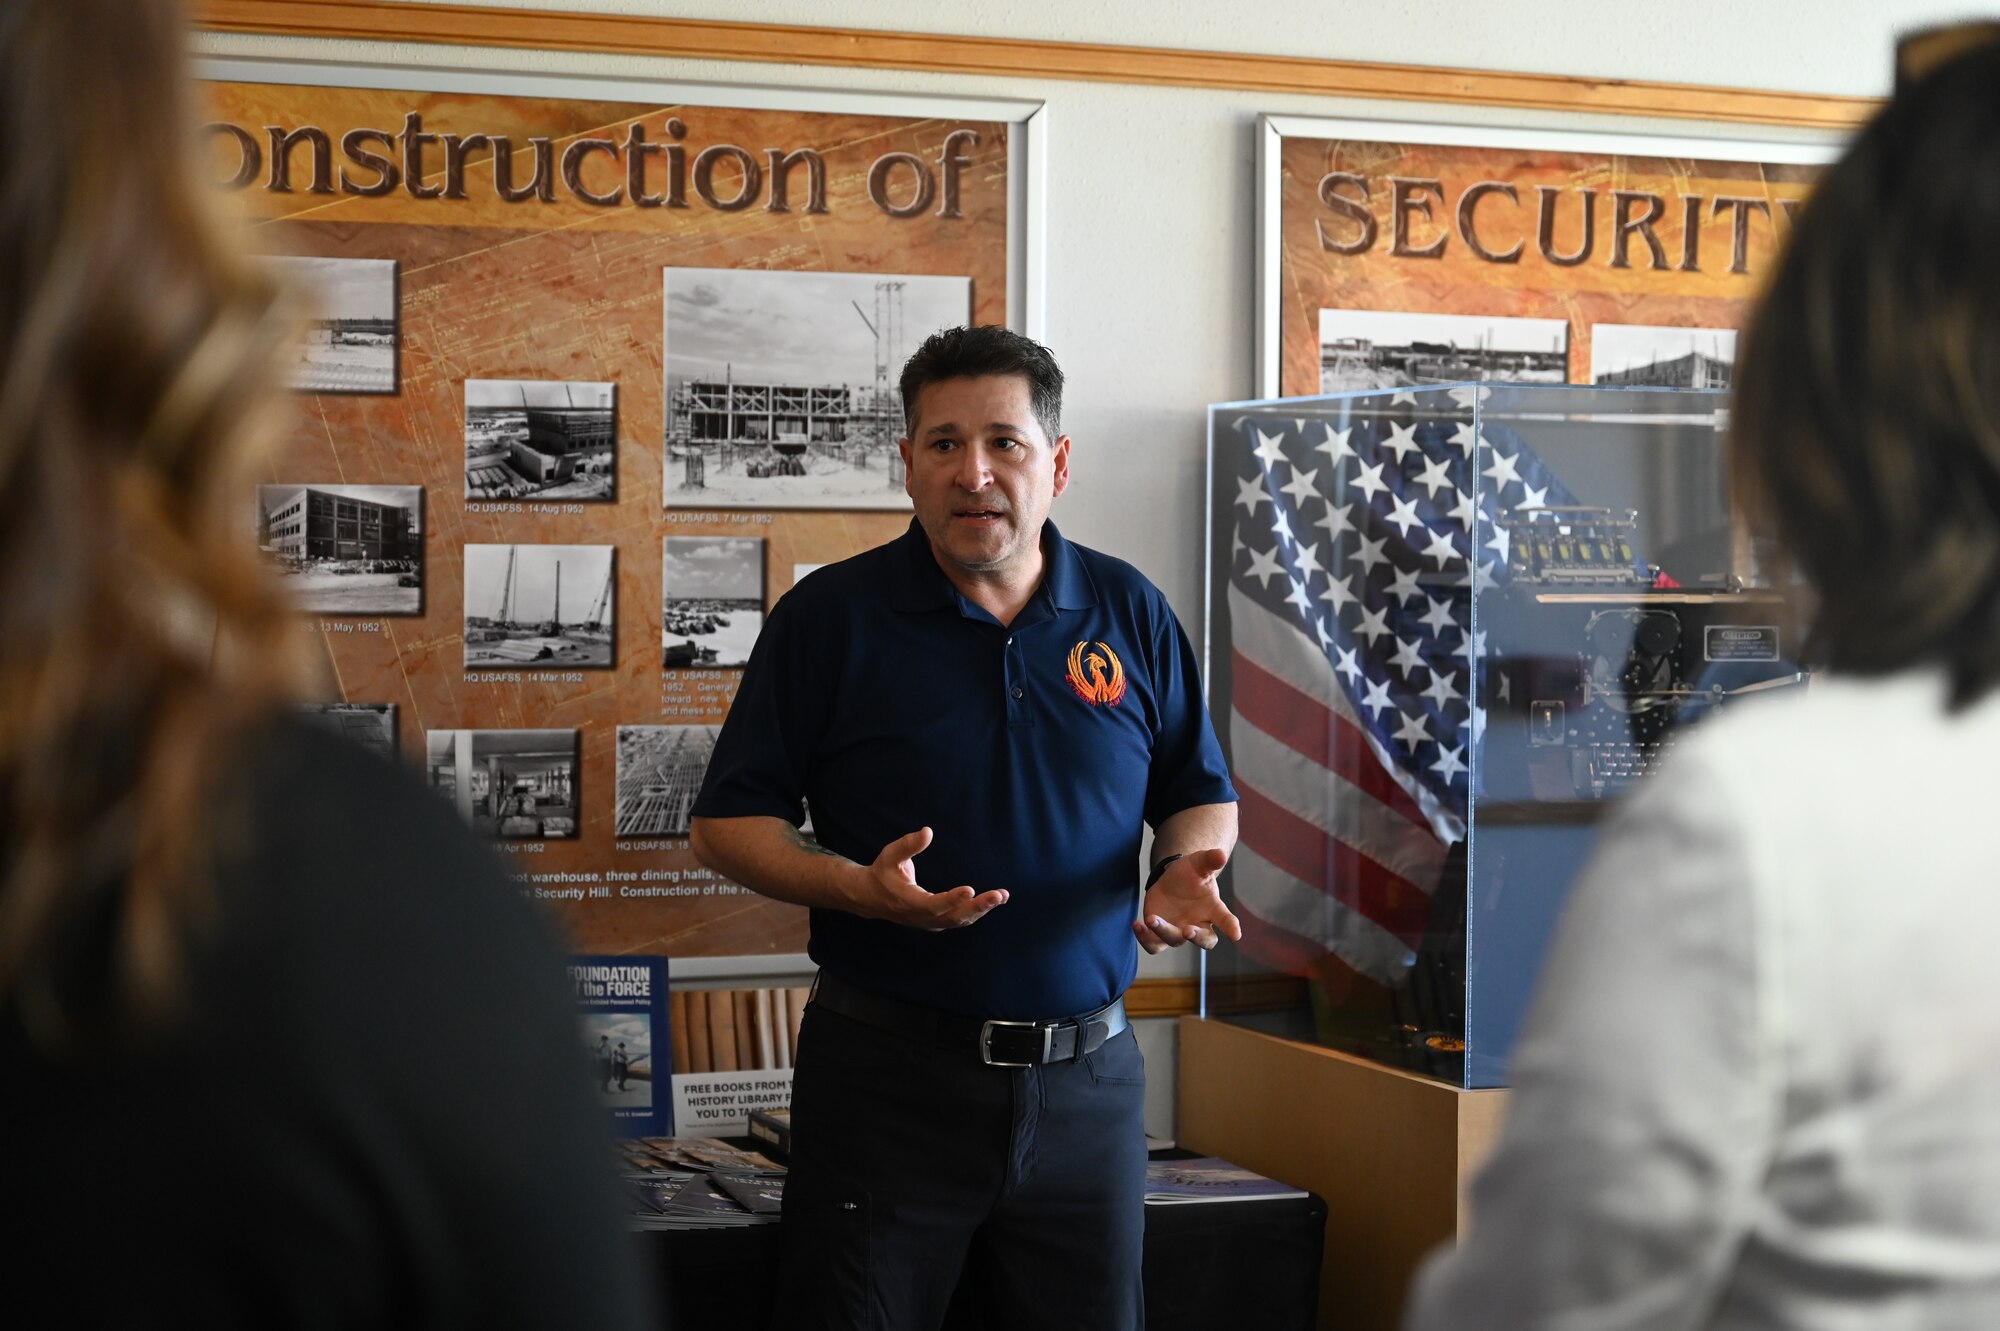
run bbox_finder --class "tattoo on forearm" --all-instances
[786,827,844,859]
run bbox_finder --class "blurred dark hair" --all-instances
[1733,37,2000,707]
[1895,21,2000,94]
[899,325,1064,442]
[0,0,310,1041]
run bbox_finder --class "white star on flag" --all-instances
[1352,461,1389,503]
[1382,421,1421,462]
[1385,494,1423,536]
[1320,427,1352,469]
[1280,467,1320,507]
[1242,542,1285,590]
[1352,603,1391,645]
[1482,449,1523,492]
[1316,424,1356,465]
[1415,455,1455,498]
[1430,744,1467,782]
[1317,503,1356,542]
[1389,634,1427,680]
[1422,669,1463,708]
[1252,429,1288,469]
[1421,529,1461,569]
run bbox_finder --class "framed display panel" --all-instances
[1206,382,1802,1089]
[1254,114,1839,400]
[204,56,1045,974]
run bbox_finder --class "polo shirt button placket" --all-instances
[1004,635,1028,724]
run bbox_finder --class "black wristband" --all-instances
[1143,853,1185,889]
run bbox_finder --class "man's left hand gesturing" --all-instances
[1134,847,1241,954]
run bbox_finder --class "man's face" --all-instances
[899,374,1070,584]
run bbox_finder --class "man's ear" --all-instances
[898,437,915,498]
[1051,434,1071,498]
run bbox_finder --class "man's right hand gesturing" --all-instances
[848,826,1009,931]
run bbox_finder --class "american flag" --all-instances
[1221,387,1577,982]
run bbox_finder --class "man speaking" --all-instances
[691,325,1239,1330]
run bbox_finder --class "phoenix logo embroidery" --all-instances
[1065,640,1127,706]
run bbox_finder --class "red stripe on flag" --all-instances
[1236,784,1433,946]
[1231,649,1432,831]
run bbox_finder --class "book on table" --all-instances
[746,1106,792,1156]
[1143,1157,1308,1205]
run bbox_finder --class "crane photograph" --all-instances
[660,266,971,510]
[462,542,616,668]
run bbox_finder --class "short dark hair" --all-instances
[1734,38,2000,706]
[898,325,1063,442]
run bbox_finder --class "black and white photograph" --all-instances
[615,725,718,837]
[294,702,398,759]
[257,484,423,615]
[464,379,617,501]
[425,728,580,840]
[1318,308,1569,392]
[663,536,764,669]
[262,256,398,393]
[663,267,971,510]
[1590,323,1736,389]
[464,543,615,669]
[584,1012,656,1109]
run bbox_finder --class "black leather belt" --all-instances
[811,970,1128,1067]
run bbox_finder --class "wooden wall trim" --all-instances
[1126,973,1306,1019]
[194,0,1873,131]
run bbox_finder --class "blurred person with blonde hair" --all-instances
[1405,27,2000,1331]
[0,3,653,1324]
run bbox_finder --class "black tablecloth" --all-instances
[640,1165,1326,1330]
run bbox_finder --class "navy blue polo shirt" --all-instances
[691,518,1235,1021]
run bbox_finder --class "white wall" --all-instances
[202,0,1949,644]
[199,0,1963,1131]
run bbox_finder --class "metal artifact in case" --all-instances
[1203,382,1803,1089]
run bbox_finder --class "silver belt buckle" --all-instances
[979,1018,1053,1067]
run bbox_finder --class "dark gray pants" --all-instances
[771,1002,1148,1331]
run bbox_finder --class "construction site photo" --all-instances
[464,378,617,501]
[262,255,398,394]
[661,266,971,510]
[463,542,616,668]
[662,535,764,669]
[615,725,718,837]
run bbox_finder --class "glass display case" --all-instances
[1202,382,1803,1089]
